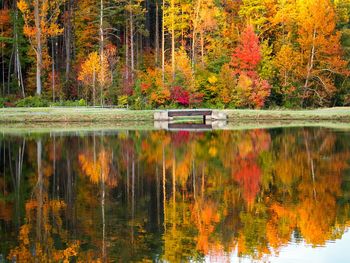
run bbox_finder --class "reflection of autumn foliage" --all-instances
[231,129,271,205]
[191,200,220,254]
[79,149,118,187]
[233,159,262,206]
[2,128,350,262]
[0,200,12,222]
[171,131,191,147]
[8,199,79,262]
[0,178,12,221]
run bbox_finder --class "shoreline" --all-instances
[0,120,349,136]
[0,107,349,123]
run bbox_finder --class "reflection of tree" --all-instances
[8,139,79,262]
[79,149,118,187]
[1,128,350,261]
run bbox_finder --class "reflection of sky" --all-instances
[268,230,350,263]
[204,230,350,263]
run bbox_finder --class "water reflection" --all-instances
[0,128,349,262]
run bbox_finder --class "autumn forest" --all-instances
[0,0,349,108]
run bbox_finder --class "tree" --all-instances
[78,51,101,105]
[17,0,65,95]
[228,25,271,108]
[296,0,349,106]
[231,25,261,78]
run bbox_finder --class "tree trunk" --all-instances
[65,0,72,82]
[155,0,159,65]
[125,22,129,81]
[161,0,165,82]
[192,0,201,68]
[51,38,55,101]
[34,0,42,95]
[1,21,4,96]
[100,0,104,105]
[200,30,204,65]
[171,0,175,81]
[130,1,134,79]
[303,28,316,106]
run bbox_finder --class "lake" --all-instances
[0,126,349,262]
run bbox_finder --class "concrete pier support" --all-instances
[154,111,173,121]
[210,110,227,120]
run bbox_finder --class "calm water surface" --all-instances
[0,127,349,262]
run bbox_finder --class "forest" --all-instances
[0,0,349,109]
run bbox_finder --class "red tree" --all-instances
[231,25,261,77]
[230,25,271,108]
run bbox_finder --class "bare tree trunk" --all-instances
[51,38,55,101]
[161,0,165,82]
[171,0,175,81]
[1,21,4,96]
[136,33,139,70]
[7,47,14,95]
[125,22,129,81]
[130,1,134,79]
[100,0,104,105]
[302,28,316,106]
[155,0,159,65]
[65,0,72,82]
[192,0,201,67]
[200,30,204,65]
[145,0,150,48]
[34,0,42,95]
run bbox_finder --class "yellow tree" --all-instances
[296,0,348,106]
[17,0,65,95]
[78,52,101,105]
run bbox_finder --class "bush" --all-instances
[50,99,87,107]
[15,96,49,107]
[117,95,129,107]
[0,97,8,107]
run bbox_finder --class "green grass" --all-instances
[0,107,154,122]
[223,107,350,121]
[0,120,349,136]
[0,107,349,123]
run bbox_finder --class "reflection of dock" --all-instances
[154,120,227,131]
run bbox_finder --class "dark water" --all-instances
[0,127,350,262]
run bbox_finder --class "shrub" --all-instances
[15,96,49,107]
[117,95,129,107]
[171,86,190,106]
[50,99,87,107]
[0,97,8,107]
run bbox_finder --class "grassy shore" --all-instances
[0,120,349,136]
[0,107,349,123]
